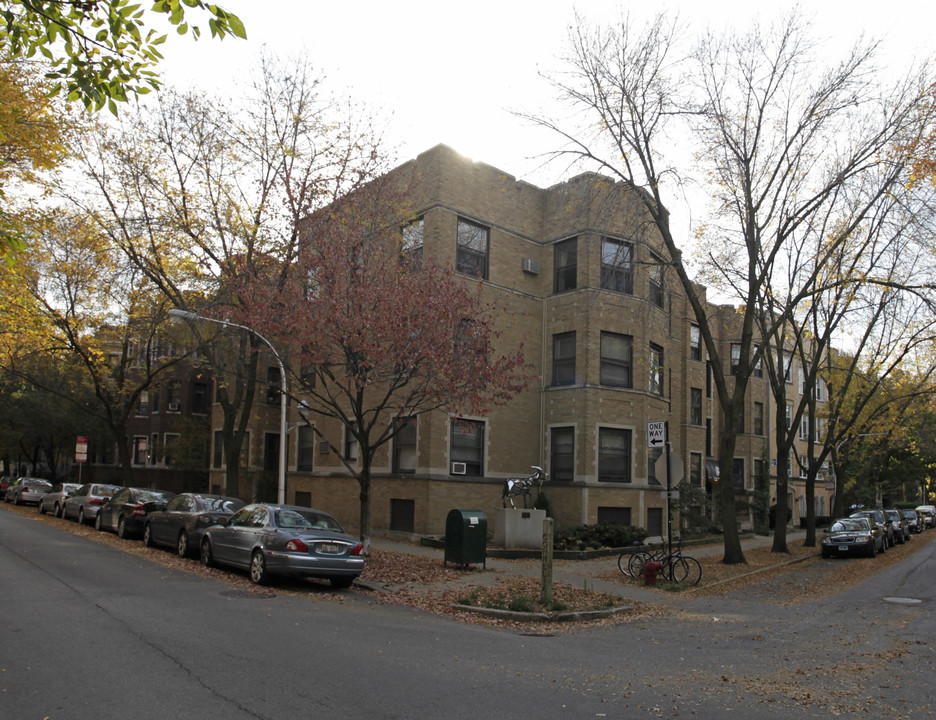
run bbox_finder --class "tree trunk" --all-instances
[718,432,746,564]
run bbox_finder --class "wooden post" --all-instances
[541,516,554,606]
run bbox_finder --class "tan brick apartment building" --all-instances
[210,145,832,537]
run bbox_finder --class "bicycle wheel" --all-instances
[628,551,652,577]
[617,552,634,576]
[670,556,702,586]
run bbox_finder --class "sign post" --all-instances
[649,422,683,555]
[75,436,88,483]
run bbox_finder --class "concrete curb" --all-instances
[451,603,634,622]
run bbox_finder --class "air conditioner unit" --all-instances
[521,258,540,275]
[168,402,180,411]
[451,462,467,475]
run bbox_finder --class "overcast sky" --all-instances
[157,0,935,203]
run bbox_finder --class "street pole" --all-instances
[665,421,672,554]
[168,309,287,504]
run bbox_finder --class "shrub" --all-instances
[553,522,647,551]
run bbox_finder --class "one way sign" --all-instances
[647,421,666,448]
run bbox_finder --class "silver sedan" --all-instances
[200,504,365,588]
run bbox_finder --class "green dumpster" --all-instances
[444,509,487,568]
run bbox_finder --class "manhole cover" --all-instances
[883,596,922,605]
[220,590,276,600]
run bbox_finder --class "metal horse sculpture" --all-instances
[501,466,549,509]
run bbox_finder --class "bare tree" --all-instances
[532,11,933,562]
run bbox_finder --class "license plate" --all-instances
[318,543,342,554]
[837,545,848,552]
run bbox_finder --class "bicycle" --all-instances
[621,537,702,586]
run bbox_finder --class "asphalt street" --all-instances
[2,507,935,719]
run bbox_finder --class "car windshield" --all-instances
[900,511,916,518]
[200,497,244,512]
[94,485,121,495]
[26,479,51,487]
[831,519,867,532]
[275,509,344,532]
[136,490,172,502]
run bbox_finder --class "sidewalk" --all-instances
[369,529,809,605]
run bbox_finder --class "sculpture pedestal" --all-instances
[494,508,546,549]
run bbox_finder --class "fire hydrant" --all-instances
[643,561,662,586]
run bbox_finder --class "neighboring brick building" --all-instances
[211,145,832,537]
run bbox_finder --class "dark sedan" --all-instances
[200,504,364,588]
[822,517,880,558]
[96,487,176,539]
[143,493,246,557]
[850,509,894,549]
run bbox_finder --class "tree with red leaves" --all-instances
[238,173,531,551]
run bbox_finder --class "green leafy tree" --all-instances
[0,0,245,112]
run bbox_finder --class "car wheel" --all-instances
[94,512,102,531]
[81,508,90,526]
[200,538,215,568]
[249,550,270,585]
[143,523,154,547]
[868,541,876,558]
[13,494,20,505]
[54,503,62,518]
[117,515,129,539]
[177,532,189,558]
[330,576,355,589]
[38,501,46,515]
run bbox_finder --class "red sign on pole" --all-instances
[75,436,88,464]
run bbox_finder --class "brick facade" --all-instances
[210,145,832,537]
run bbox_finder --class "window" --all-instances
[782,352,793,383]
[552,332,576,386]
[553,237,577,293]
[192,381,209,414]
[690,388,702,426]
[550,427,575,481]
[690,325,702,361]
[297,425,315,471]
[597,507,631,525]
[706,361,712,397]
[600,332,632,387]
[213,431,224,468]
[733,458,745,491]
[815,378,825,402]
[456,218,489,279]
[136,391,149,416]
[133,436,148,465]
[648,447,663,485]
[263,432,281,473]
[649,343,664,395]
[786,401,793,429]
[393,418,417,473]
[800,415,810,441]
[730,343,741,376]
[601,237,633,293]
[451,418,484,476]
[267,366,282,405]
[163,433,180,466]
[598,427,631,483]
[168,381,182,411]
[690,452,702,486]
[150,433,159,465]
[649,252,664,307]
[344,424,359,462]
[401,217,423,267]
[151,388,160,413]
[754,402,764,436]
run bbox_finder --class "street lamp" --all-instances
[168,308,288,504]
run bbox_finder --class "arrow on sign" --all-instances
[647,421,666,448]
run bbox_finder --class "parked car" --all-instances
[900,508,923,534]
[144,493,246,558]
[884,508,910,544]
[0,476,13,495]
[821,517,881,558]
[62,483,123,525]
[916,505,936,528]
[96,487,176,539]
[4,477,52,505]
[849,509,894,549]
[200,504,365,588]
[37,483,81,516]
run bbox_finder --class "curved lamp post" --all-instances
[168,308,287,504]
